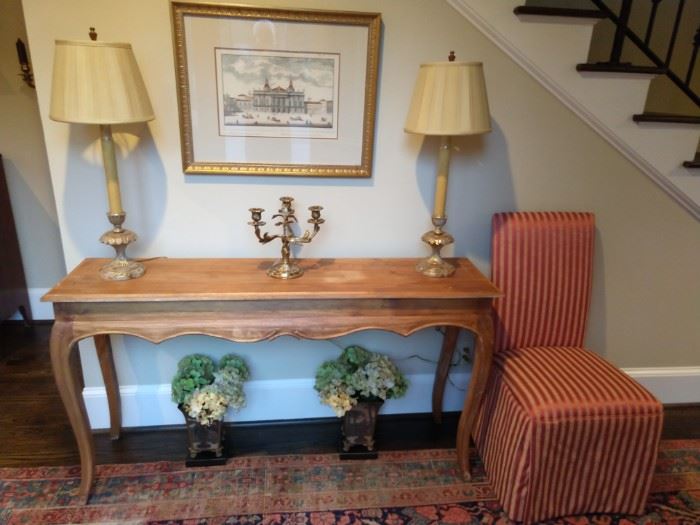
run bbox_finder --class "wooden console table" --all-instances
[43,257,500,503]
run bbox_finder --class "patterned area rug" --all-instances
[0,440,698,524]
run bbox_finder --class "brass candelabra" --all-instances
[248,196,324,279]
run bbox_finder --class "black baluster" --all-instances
[686,26,700,85]
[588,0,700,107]
[609,0,633,64]
[644,0,663,47]
[665,0,686,67]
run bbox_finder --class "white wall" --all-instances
[22,0,700,425]
[0,0,65,309]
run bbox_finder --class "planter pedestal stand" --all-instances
[340,400,383,460]
[179,406,228,467]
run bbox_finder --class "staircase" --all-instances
[448,0,700,219]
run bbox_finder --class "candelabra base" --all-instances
[267,260,304,280]
[416,223,455,278]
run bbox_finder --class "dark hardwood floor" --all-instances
[1,323,698,468]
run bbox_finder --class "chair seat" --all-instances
[474,346,663,524]
[495,346,661,420]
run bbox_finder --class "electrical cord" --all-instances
[326,339,469,392]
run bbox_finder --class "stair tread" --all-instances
[633,113,700,125]
[513,6,606,19]
[577,63,665,75]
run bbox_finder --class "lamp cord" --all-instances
[326,338,468,392]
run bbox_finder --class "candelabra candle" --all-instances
[248,196,324,279]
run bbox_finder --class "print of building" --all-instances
[224,94,253,115]
[221,74,334,129]
[252,78,305,113]
[305,99,333,116]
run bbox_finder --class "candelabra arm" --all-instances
[292,222,322,244]
[248,207,280,244]
[253,226,279,244]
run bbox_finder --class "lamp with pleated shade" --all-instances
[50,29,154,280]
[405,53,491,277]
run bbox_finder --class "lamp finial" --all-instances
[89,27,97,41]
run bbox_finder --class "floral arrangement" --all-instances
[314,345,408,417]
[171,353,249,425]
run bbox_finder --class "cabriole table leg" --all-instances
[95,334,122,440]
[50,321,95,504]
[456,315,494,479]
[431,326,460,423]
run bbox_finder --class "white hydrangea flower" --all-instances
[316,349,407,417]
[186,386,228,425]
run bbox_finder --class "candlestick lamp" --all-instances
[50,29,154,280]
[404,52,491,277]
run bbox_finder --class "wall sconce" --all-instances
[16,38,35,88]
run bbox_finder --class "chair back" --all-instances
[491,212,595,352]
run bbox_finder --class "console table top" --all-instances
[43,257,500,303]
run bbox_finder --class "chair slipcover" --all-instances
[473,212,662,523]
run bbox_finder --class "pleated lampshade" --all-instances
[50,40,154,124]
[404,61,491,136]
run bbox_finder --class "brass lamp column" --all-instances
[404,52,491,277]
[49,29,154,280]
[97,123,142,280]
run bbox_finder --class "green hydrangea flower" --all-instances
[314,345,408,417]
[171,354,216,405]
[171,353,249,418]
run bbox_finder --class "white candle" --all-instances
[99,125,124,215]
[433,136,452,218]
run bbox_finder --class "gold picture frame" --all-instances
[171,1,381,177]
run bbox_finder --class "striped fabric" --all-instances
[473,346,663,523]
[473,212,663,524]
[491,212,595,353]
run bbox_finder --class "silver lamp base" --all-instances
[98,212,145,281]
[99,255,145,281]
[417,217,455,278]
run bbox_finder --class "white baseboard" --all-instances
[82,366,700,429]
[622,367,700,405]
[7,287,53,321]
[83,372,472,429]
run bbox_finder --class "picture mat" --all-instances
[184,15,368,167]
[215,49,340,139]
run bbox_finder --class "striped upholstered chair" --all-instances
[472,212,663,524]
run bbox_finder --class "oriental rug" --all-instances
[0,440,698,524]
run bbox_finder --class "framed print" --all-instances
[171,2,381,177]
